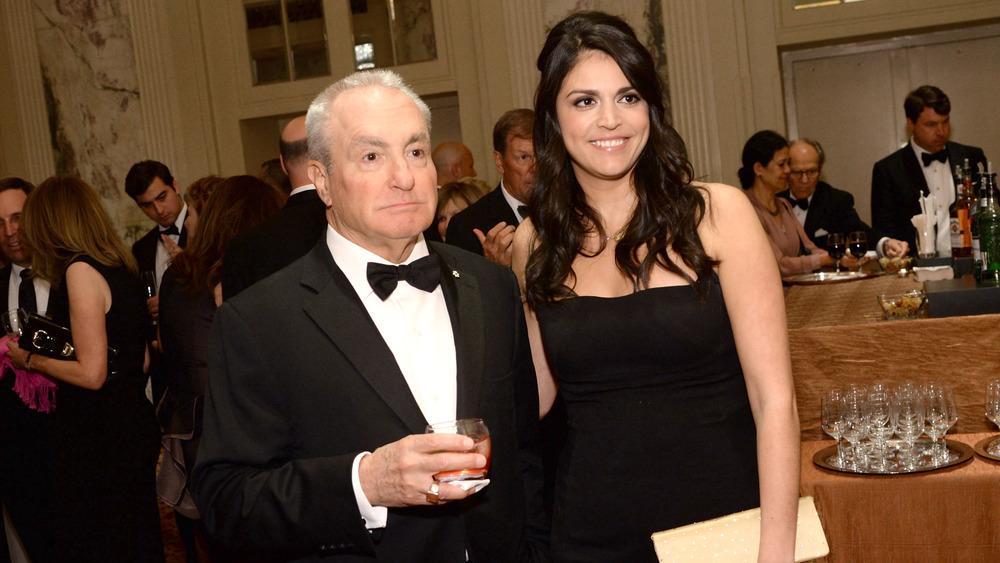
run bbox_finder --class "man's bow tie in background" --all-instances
[922,150,948,167]
[790,198,809,211]
[160,224,180,237]
[367,255,442,301]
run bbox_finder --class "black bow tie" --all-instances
[921,150,948,167]
[517,205,528,219]
[366,254,442,301]
[790,197,809,211]
[160,224,180,237]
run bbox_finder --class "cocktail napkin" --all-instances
[448,478,489,493]
[913,265,953,282]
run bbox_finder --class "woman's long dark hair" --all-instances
[525,11,717,307]
[170,175,283,295]
[738,130,788,190]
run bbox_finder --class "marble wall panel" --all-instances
[541,0,671,123]
[32,0,150,245]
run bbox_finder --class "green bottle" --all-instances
[978,165,1000,284]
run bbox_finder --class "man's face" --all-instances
[134,177,184,228]
[495,135,535,204]
[310,86,437,261]
[788,142,821,200]
[907,107,950,154]
[0,189,30,267]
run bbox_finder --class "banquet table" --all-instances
[801,432,1000,562]
[784,274,1000,440]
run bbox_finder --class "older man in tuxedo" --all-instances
[778,139,908,257]
[445,109,535,266]
[871,85,988,254]
[221,115,329,299]
[192,70,546,562]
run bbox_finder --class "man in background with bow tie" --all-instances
[192,70,546,562]
[125,159,188,321]
[871,85,988,254]
[779,139,908,257]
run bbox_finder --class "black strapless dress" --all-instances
[535,276,760,563]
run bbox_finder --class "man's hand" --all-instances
[474,222,516,267]
[883,238,910,258]
[358,433,486,507]
[147,295,159,320]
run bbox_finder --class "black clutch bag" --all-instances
[21,313,122,380]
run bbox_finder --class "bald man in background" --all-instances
[221,115,328,299]
[432,142,477,186]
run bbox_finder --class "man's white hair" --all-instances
[305,70,432,169]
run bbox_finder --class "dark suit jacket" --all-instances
[445,185,519,256]
[221,188,328,300]
[871,141,987,252]
[192,240,546,562]
[777,181,878,250]
[131,222,188,275]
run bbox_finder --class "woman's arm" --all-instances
[701,183,800,562]
[511,220,558,419]
[8,261,112,390]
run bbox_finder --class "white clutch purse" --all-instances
[651,496,829,562]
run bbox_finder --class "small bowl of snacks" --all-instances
[877,290,927,320]
[878,256,915,276]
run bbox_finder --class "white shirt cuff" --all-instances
[876,236,890,258]
[352,452,387,530]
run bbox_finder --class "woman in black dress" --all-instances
[157,175,283,560]
[6,175,164,561]
[511,12,800,562]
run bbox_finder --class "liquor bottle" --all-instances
[964,158,978,216]
[978,164,1000,284]
[973,162,988,279]
[950,166,973,258]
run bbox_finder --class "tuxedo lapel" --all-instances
[804,183,832,238]
[299,244,428,434]
[902,143,931,197]
[431,245,484,420]
[0,265,10,311]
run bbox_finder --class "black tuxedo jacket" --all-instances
[445,185,519,256]
[871,141,987,252]
[192,241,546,562]
[777,181,877,250]
[0,264,10,311]
[131,222,188,275]
[221,188,328,300]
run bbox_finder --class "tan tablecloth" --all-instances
[785,275,1000,440]
[801,433,1000,562]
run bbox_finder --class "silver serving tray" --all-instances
[813,438,972,475]
[783,271,879,285]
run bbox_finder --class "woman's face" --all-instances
[436,197,468,241]
[555,50,649,188]
[755,147,791,192]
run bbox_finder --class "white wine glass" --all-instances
[821,389,847,468]
[923,383,949,466]
[894,383,925,471]
[865,388,896,472]
[2,308,26,338]
[841,385,870,470]
[986,380,1000,456]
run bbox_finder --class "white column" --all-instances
[1,0,55,181]
[661,0,725,183]
[501,0,545,110]
[126,0,178,167]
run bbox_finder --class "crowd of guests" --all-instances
[0,9,986,563]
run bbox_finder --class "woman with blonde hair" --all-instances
[5,175,164,560]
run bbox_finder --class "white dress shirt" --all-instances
[154,204,188,291]
[912,142,955,255]
[500,181,525,225]
[326,226,458,530]
[8,263,50,317]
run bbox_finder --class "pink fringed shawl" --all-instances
[0,335,57,413]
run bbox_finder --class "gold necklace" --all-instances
[604,226,626,242]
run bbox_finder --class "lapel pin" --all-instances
[452,270,460,278]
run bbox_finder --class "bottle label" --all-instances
[950,217,962,249]
[959,209,972,248]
